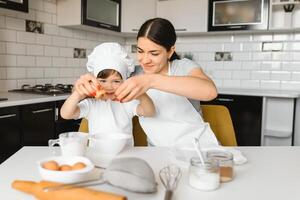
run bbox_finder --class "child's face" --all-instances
[97,73,123,98]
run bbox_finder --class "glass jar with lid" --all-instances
[188,157,220,191]
[206,150,234,182]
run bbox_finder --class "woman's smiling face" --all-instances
[137,37,174,75]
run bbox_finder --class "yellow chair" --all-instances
[78,118,88,133]
[78,104,237,146]
[200,105,237,146]
[132,116,148,146]
[78,116,148,146]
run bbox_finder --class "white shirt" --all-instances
[138,58,219,147]
[77,98,139,136]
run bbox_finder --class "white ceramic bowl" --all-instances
[38,156,94,183]
[89,133,131,156]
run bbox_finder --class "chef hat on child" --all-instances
[86,42,135,79]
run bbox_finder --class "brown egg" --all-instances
[72,162,86,170]
[60,164,72,171]
[42,160,59,171]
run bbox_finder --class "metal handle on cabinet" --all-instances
[31,108,53,114]
[97,23,112,28]
[0,114,16,119]
[175,28,187,31]
[131,28,139,32]
[229,25,243,29]
[55,107,59,121]
[217,98,234,102]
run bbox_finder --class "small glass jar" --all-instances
[206,150,234,182]
[188,157,220,191]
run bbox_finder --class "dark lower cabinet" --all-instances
[0,106,22,163]
[202,94,263,146]
[54,100,81,137]
[1,100,83,163]
[21,102,55,146]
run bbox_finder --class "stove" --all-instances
[9,84,73,96]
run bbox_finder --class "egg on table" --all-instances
[60,164,73,171]
[42,160,59,171]
[72,162,86,170]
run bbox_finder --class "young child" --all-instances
[60,43,155,143]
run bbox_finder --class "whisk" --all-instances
[159,164,182,200]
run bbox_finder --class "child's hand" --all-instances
[74,73,100,98]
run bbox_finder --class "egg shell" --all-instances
[42,160,59,171]
[60,164,72,171]
[72,162,86,170]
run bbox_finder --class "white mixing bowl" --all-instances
[88,132,131,156]
[38,156,94,183]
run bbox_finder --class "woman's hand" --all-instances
[115,74,153,102]
[74,73,100,98]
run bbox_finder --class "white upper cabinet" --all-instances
[121,0,157,34]
[156,0,208,34]
[269,0,300,30]
[57,0,121,34]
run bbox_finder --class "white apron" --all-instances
[139,63,219,147]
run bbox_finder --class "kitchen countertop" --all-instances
[0,92,70,108]
[1,146,300,200]
[218,88,300,98]
[0,88,299,108]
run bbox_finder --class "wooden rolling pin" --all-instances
[12,180,127,200]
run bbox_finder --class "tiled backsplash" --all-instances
[127,32,300,91]
[0,0,125,91]
[1,0,300,92]
[173,33,300,91]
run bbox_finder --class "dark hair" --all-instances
[97,69,122,79]
[137,18,180,61]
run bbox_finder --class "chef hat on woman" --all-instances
[86,42,135,79]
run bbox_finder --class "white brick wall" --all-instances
[165,32,300,91]
[0,29,16,41]
[1,0,300,92]
[36,56,51,67]
[0,0,125,91]
[6,42,26,54]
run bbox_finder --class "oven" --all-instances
[208,0,269,32]
[55,100,81,137]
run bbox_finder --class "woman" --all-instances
[117,17,219,147]
[76,18,219,147]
